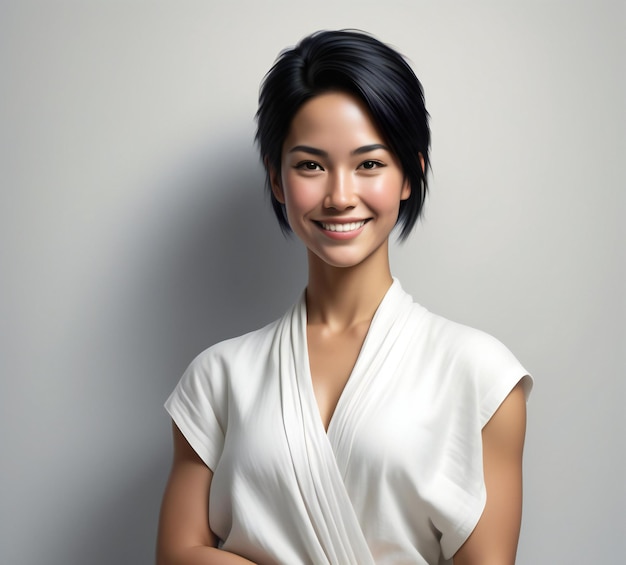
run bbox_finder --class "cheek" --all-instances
[362,175,406,213]
[281,173,322,214]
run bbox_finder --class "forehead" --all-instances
[284,91,384,149]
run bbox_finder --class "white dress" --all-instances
[165,279,532,564]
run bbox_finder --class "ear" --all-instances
[266,158,285,204]
[400,177,411,201]
[400,152,426,201]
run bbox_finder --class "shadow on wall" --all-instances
[52,133,306,564]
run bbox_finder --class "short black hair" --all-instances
[255,29,430,240]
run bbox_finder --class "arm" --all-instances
[453,381,528,565]
[156,422,256,565]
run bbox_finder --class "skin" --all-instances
[156,91,528,564]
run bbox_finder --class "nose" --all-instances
[323,170,357,210]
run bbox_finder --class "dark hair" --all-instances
[255,29,430,240]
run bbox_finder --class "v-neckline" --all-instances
[298,280,397,437]
[303,324,368,435]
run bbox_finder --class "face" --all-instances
[271,91,410,270]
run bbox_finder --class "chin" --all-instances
[311,246,383,270]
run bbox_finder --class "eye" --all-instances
[359,160,384,170]
[296,161,324,171]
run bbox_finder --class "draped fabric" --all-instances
[165,279,532,564]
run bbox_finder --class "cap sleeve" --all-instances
[164,348,227,471]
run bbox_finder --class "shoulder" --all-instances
[193,317,281,368]
[418,310,532,419]
[420,310,519,367]
[173,316,283,399]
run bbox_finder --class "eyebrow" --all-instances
[352,144,389,155]
[288,143,390,157]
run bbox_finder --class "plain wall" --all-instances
[1,1,624,563]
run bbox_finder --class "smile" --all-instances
[319,220,367,232]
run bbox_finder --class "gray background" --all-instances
[1,1,624,563]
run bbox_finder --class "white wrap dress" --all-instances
[165,279,532,564]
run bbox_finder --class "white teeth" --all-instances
[320,220,366,232]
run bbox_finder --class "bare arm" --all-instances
[156,422,256,565]
[453,381,528,565]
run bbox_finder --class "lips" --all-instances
[318,220,368,232]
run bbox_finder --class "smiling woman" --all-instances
[157,30,532,565]
[256,30,430,242]
[271,91,410,269]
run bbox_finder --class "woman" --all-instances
[157,30,532,565]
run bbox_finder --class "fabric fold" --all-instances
[278,293,376,565]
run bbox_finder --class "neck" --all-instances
[305,242,393,330]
